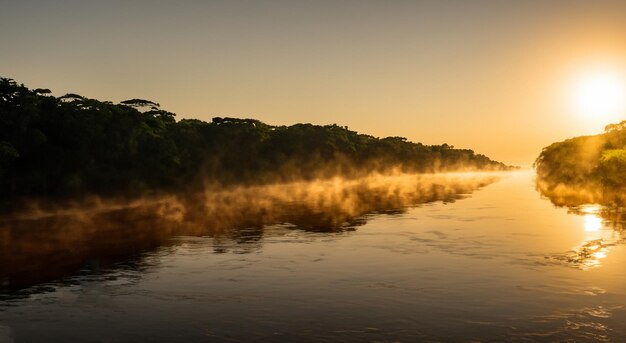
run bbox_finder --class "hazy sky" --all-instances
[3,0,626,165]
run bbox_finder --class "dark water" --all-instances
[2,171,626,342]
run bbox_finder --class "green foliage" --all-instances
[0,77,511,200]
[535,121,626,188]
[597,149,626,186]
[600,149,626,161]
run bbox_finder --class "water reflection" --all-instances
[536,178,626,269]
[584,214,602,233]
[0,173,499,295]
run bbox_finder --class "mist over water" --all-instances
[4,171,626,341]
[0,172,498,293]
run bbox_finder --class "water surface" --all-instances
[2,171,626,342]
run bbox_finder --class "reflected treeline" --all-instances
[0,173,499,293]
[536,177,626,269]
[536,177,626,230]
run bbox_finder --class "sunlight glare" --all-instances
[584,214,603,232]
[571,68,626,123]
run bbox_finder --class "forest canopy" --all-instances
[0,77,512,201]
[535,120,626,203]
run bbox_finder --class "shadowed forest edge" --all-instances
[0,77,514,205]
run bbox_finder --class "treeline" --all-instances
[535,121,626,189]
[0,77,511,200]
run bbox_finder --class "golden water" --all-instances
[2,171,626,342]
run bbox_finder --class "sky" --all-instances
[3,0,626,166]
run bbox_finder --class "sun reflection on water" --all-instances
[576,209,611,269]
[549,206,617,269]
[584,214,603,232]
[546,203,626,269]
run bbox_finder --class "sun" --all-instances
[571,68,626,123]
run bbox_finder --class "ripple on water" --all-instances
[546,238,625,270]
[511,306,617,342]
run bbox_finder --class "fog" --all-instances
[0,171,500,293]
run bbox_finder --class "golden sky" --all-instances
[3,0,626,166]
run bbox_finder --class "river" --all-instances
[2,170,626,342]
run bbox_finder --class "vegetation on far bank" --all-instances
[0,77,513,201]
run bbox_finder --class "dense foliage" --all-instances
[535,121,626,189]
[0,77,510,200]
